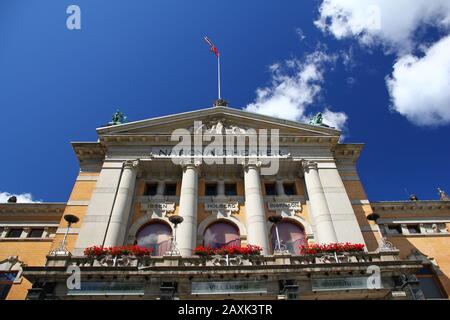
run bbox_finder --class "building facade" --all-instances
[1,105,449,300]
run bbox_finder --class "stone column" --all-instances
[302,160,338,244]
[243,161,270,255]
[177,160,200,256]
[104,160,139,247]
[217,180,225,197]
[276,180,285,197]
[156,181,165,197]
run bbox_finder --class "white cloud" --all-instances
[316,0,450,127]
[0,191,41,203]
[386,35,450,126]
[315,0,450,54]
[245,51,348,131]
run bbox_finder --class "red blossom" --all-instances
[194,244,262,256]
[84,245,153,257]
[299,242,365,255]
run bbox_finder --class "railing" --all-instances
[206,239,241,249]
[47,250,404,269]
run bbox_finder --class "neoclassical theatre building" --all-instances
[1,104,449,300]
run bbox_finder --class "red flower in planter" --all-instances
[299,242,365,255]
[194,244,262,256]
[84,245,153,257]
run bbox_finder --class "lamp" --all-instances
[167,215,183,256]
[49,214,79,256]
[268,215,285,253]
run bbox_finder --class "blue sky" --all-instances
[0,0,449,202]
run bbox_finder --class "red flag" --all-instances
[204,36,219,58]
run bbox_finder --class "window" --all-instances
[416,267,445,299]
[387,224,402,234]
[407,224,421,234]
[203,221,240,249]
[136,222,172,256]
[0,284,12,300]
[164,183,177,196]
[144,183,158,196]
[205,183,218,196]
[225,183,237,196]
[28,229,44,238]
[270,220,306,254]
[283,183,297,196]
[265,183,277,196]
[6,229,22,238]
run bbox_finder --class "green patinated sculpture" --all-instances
[109,109,127,125]
[309,112,329,127]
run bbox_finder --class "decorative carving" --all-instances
[180,159,201,170]
[210,254,243,266]
[378,237,397,252]
[301,160,318,172]
[189,119,249,135]
[204,202,239,217]
[142,202,176,217]
[438,188,450,201]
[99,255,131,267]
[123,159,140,170]
[109,109,127,125]
[309,112,329,127]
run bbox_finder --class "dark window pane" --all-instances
[28,229,44,238]
[418,277,444,299]
[388,225,402,234]
[283,183,297,195]
[164,183,177,196]
[0,284,12,300]
[205,183,217,196]
[265,183,277,196]
[6,229,22,238]
[144,183,158,196]
[225,183,237,196]
[407,225,421,234]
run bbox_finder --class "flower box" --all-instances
[194,244,262,257]
[84,245,153,258]
[299,242,365,255]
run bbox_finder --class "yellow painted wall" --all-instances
[0,240,55,300]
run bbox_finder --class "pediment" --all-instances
[97,107,341,138]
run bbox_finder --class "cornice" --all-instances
[71,142,106,164]
[333,144,364,162]
[0,203,66,216]
[371,200,450,213]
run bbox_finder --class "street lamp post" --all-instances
[167,215,183,256]
[268,215,285,253]
[50,214,79,256]
[366,212,396,251]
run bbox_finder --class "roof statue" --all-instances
[213,98,229,107]
[109,109,127,126]
[438,188,450,201]
[309,112,329,127]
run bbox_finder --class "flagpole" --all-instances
[217,54,221,99]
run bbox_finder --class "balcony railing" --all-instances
[45,250,404,269]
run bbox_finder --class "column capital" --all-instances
[241,159,262,171]
[301,160,318,172]
[180,159,201,171]
[123,159,140,170]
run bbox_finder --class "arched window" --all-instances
[271,220,306,254]
[203,221,240,249]
[136,221,172,256]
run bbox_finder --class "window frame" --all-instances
[6,228,23,238]
[164,183,177,196]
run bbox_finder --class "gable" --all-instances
[96,106,341,138]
